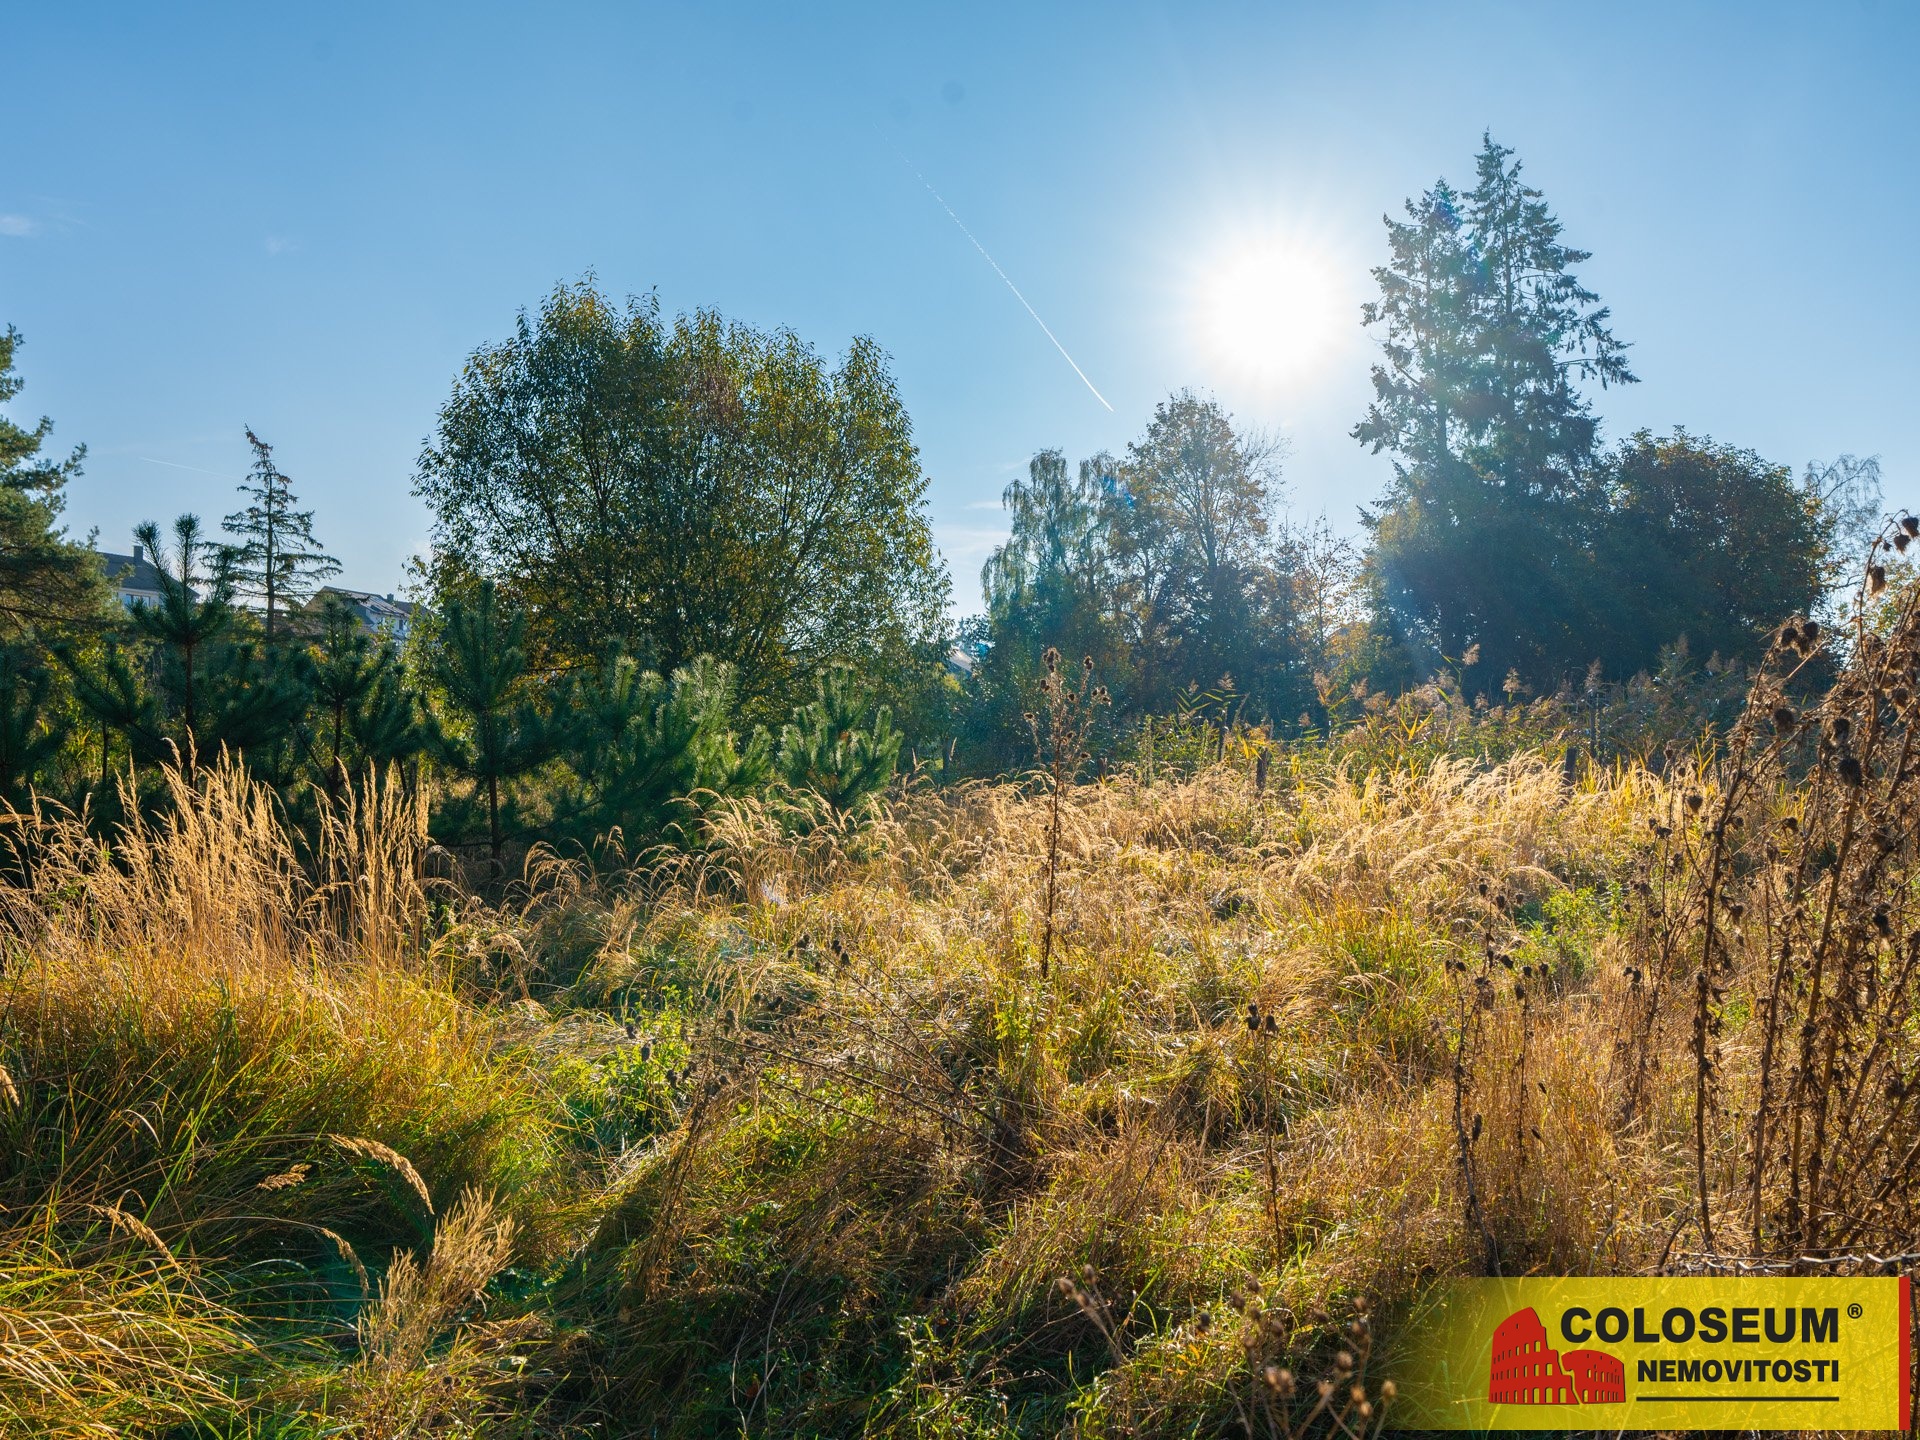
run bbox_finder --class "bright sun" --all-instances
[1192,234,1346,390]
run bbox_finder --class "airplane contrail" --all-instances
[892,149,1114,413]
[140,456,243,482]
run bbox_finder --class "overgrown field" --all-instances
[6,603,1920,1436]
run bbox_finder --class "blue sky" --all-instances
[7,1,1917,613]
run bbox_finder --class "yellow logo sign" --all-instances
[1390,1276,1911,1430]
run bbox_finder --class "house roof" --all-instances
[307,586,418,627]
[98,550,166,593]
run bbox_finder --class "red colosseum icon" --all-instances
[1488,1307,1625,1405]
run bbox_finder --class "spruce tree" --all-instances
[1357,136,1636,690]
[426,580,552,876]
[129,516,235,775]
[223,428,340,638]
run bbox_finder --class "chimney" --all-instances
[133,543,145,564]
[386,593,394,602]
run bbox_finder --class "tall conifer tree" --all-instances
[223,429,340,638]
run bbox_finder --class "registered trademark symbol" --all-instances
[1848,1303,1863,1319]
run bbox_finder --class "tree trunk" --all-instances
[487,773,502,882]
[182,640,196,780]
[329,701,346,802]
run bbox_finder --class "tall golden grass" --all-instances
[0,667,1907,1435]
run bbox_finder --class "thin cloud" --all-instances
[264,235,298,256]
[0,215,37,238]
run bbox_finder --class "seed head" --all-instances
[1904,516,1920,538]
[1871,564,1889,595]
[1043,646,1061,673]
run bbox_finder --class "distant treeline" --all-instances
[0,137,1885,863]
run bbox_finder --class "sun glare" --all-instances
[1192,233,1347,391]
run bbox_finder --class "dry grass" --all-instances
[1,677,1906,1434]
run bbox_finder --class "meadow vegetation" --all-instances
[10,534,1919,1435]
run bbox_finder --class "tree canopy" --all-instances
[1356,136,1839,691]
[0,326,109,636]
[971,392,1309,763]
[415,280,949,720]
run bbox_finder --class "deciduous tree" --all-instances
[415,280,948,719]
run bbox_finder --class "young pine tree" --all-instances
[0,326,111,635]
[198,638,312,780]
[0,645,65,808]
[349,662,433,779]
[776,666,902,815]
[223,428,340,639]
[59,638,163,789]
[426,581,551,877]
[308,598,430,793]
[129,515,234,776]
[560,652,769,847]
[311,597,384,797]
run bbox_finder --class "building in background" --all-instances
[97,543,168,609]
[304,586,418,643]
